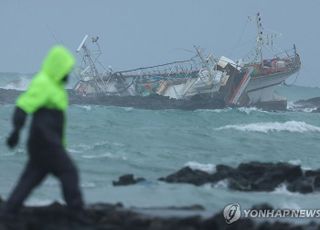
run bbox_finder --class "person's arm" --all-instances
[6,107,27,148]
[6,75,48,148]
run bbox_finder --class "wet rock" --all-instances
[119,162,320,194]
[0,201,319,229]
[287,177,314,194]
[236,162,303,191]
[314,176,320,191]
[160,161,320,193]
[113,174,146,186]
[158,167,214,186]
[295,97,320,108]
[305,169,320,177]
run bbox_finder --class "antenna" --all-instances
[255,12,264,65]
[77,35,89,53]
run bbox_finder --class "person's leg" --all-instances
[4,161,46,214]
[52,149,83,210]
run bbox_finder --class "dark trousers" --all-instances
[4,145,83,214]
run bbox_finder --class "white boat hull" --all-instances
[245,70,297,104]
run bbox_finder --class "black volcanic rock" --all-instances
[113,174,146,186]
[159,161,320,194]
[287,177,314,194]
[314,176,320,191]
[293,97,320,113]
[117,161,320,195]
[295,97,320,108]
[305,169,320,177]
[0,201,319,230]
[117,162,320,194]
[235,162,303,191]
[158,167,215,186]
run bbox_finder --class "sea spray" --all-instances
[216,121,320,133]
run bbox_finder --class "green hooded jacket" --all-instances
[16,46,75,147]
[17,45,75,113]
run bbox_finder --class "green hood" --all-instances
[17,45,75,114]
[42,45,75,82]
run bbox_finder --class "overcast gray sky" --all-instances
[0,0,319,86]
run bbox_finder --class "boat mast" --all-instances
[255,13,264,66]
[76,35,106,94]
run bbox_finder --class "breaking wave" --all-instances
[81,152,115,159]
[75,105,92,111]
[287,101,318,113]
[81,182,96,188]
[26,198,57,206]
[196,108,232,113]
[184,161,216,174]
[288,159,302,166]
[286,159,312,171]
[236,107,268,114]
[272,184,299,196]
[213,179,229,189]
[81,152,127,160]
[0,76,31,90]
[216,121,320,133]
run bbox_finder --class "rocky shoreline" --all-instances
[113,162,320,194]
[293,97,320,112]
[0,200,319,230]
[2,161,320,229]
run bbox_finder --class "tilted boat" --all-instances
[73,13,301,110]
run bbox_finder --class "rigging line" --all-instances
[228,18,250,57]
[264,44,283,57]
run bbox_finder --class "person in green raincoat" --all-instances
[3,45,84,215]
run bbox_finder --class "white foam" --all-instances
[287,159,312,170]
[81,182,96,188]
[81,152,127,160]
[272,184,295,195]
[196,108,232,113]
[287,101,318,113]
[124,107,134,112]
[237,107,267,114]
[302,166,312,171]
[26,198,60,206]
[213,179,229,189]
[75,105,92,111]
[301,107,318,113]
[286,101,295,110]
[2,77,30,90]
[74,141,110,152]
[216,121,320,133]
[82,152,114,159]
[184,161,216,174]
[67,148,82,154]
[288,159,302,166]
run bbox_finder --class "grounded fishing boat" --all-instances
[73,13,301,110]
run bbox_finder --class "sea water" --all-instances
[1,72,320,214]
